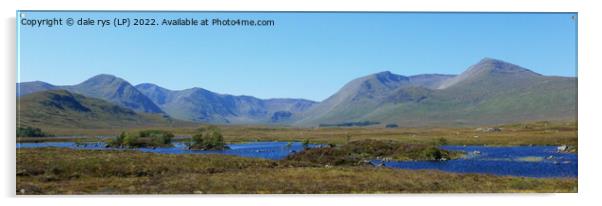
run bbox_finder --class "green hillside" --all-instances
[17,90,186,129]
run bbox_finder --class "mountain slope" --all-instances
[17,90,181,129]
[296,58,576,127]
[135,83,317,124]
[437,57,542,90]
[295,71,454,125]
[63,74,163,114]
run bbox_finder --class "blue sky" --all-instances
[17,12,577,101]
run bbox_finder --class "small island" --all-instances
[187,126,230,150]
[286,139,463,166]
[108,130,174,148]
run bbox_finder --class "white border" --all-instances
[2,0,601,206]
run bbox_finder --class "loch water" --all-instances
[17,142,577,178]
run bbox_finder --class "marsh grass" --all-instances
[16,147,576,194]
[16,121,578,194]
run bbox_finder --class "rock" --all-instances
[476,127,501,132]
[18,184,42,194]
[16,169,27,176]
[557,145,568,152]
[369,161,385,167]
[486,128,502,132]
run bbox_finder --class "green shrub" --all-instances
[420,146,446,160]
[108,131,127,147]
[17,126,52,137]
[138,130,174,145]
[108,130,174,148]
[189,126,229,150]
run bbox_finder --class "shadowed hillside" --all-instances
[17,90,185,129]
[18,75,164,114]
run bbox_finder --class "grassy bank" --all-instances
[17,148,577,194]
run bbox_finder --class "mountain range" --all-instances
[17,74,317,127]
[17,58,577,128]
[133,83,316,124]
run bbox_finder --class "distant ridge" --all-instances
[134,83,317,124]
